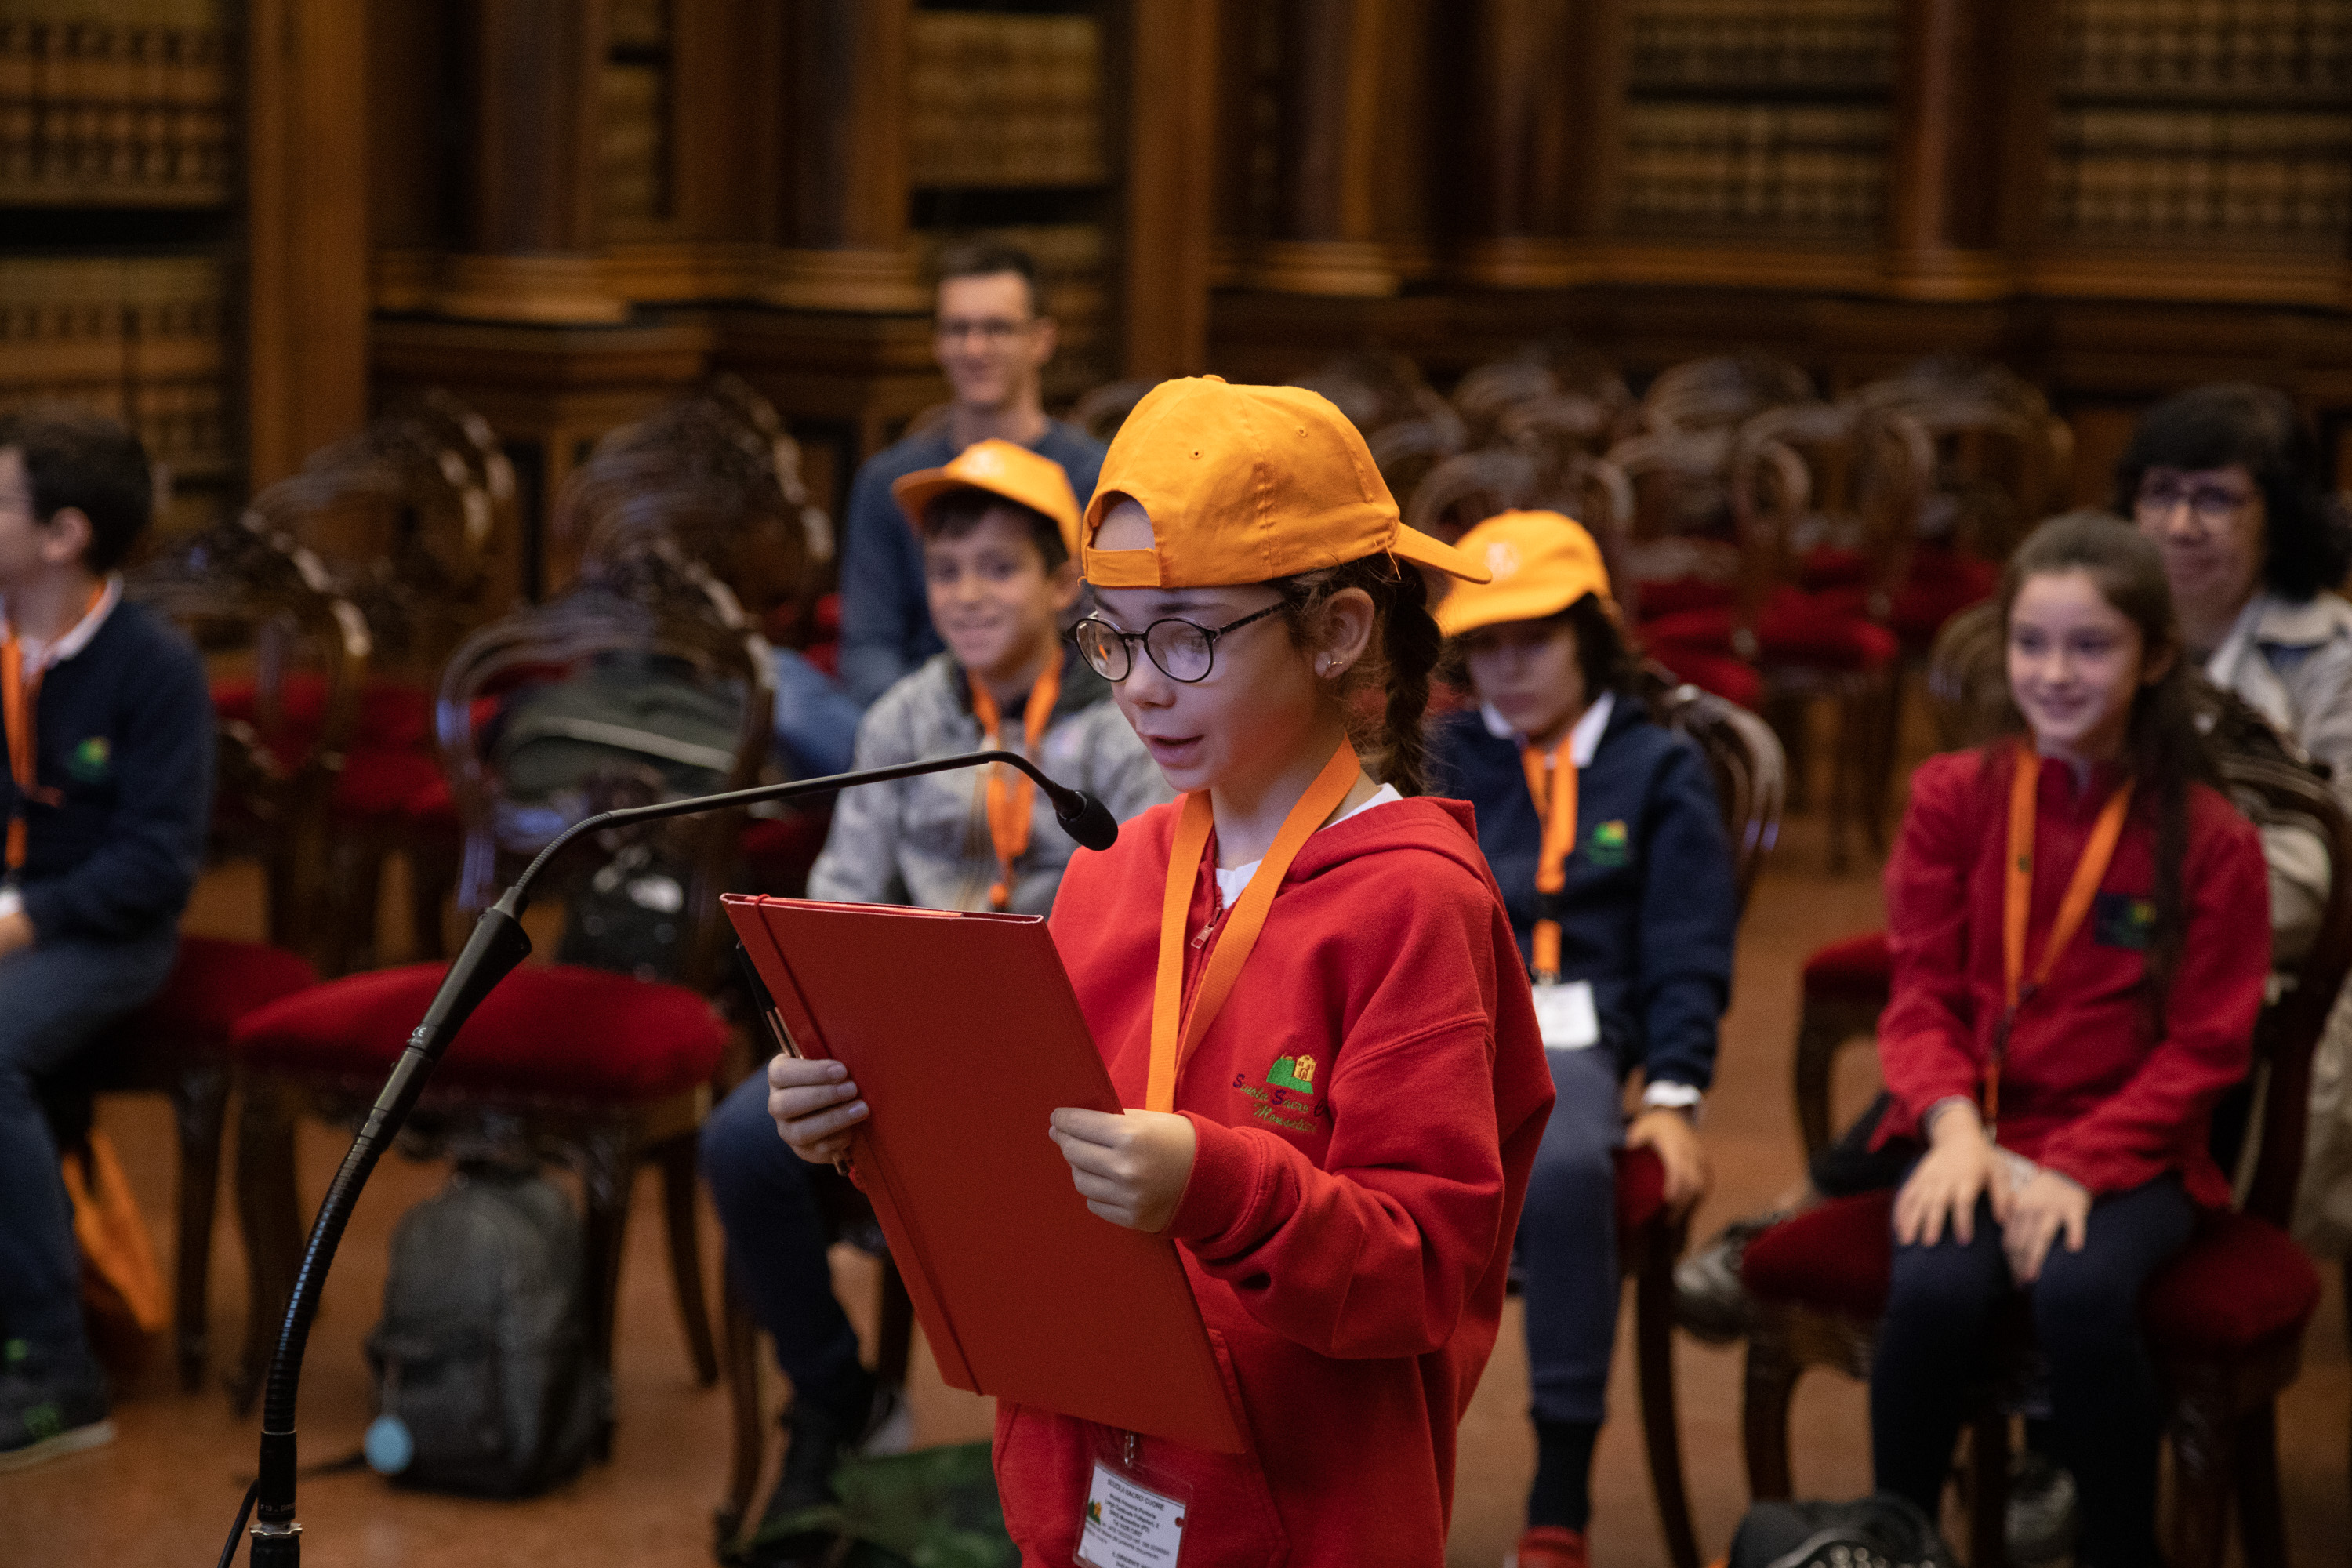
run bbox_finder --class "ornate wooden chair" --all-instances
[229,552,779,1426]
[233,397,514,971]
[1635,353,1814,437]
[1739,755,2352,1568]
[1367,415,1467,508]
[1289,348,1461,445]
[1604,427,1765,710]
[1453,358,1562,444]
[53,523,359,1388]
[1635,402,1931,867]
[558,381,827,896]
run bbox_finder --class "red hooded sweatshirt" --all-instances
[996,794,1555,1567]
[1876,746,2270,1207]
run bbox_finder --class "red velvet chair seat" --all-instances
[1810,549,2000,648]
[2143,1211,2321,1353]
[1741,1191,2323,1355]
[131,937,318,1047]
[1645,644,1765,710]
[214,676,434,751]
[1633,574,1740,619]
[1644,587,1900,673]
[1802,931,1893,1003]
[1614,1144,1668,1234]
[234,962,728,1102]
[740,812,832,892]
[332,746,445,819]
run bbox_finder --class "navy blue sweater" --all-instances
[1428,697,1736,1092]
[5,598,212,942]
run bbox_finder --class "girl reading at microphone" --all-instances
[1869,513,2268,1566]
[770,377,1555,1566]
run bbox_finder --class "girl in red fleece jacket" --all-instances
[771,377,1555,1567]
[1871,513,2270,1566]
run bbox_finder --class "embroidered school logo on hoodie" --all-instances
[1587,819,1629,867]
[2092,891,2158,950]
[1232,1051,1326,1134]
[66,736,110,784]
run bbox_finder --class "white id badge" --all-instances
[1076,1461,1188,1568]
[1532,979,1599,1051]
[0,884,20,922]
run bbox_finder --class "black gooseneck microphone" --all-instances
[228,750,1118,1566]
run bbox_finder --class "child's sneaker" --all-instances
[0,1338,114,1473]
[1506,1526,1589,1568]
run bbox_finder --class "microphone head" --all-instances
[1054,790,1120,852]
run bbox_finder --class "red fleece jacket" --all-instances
[994,795,1555,1567]
[1876,746,2270,1207]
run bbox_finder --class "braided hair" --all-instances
[1273,556,1445,797]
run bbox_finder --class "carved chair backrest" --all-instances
[1639,661,1785,913]
[1639,352,1813,436]
[434,549,777,993]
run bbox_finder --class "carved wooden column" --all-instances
[245,0,369,485]
[766,0,925,313]
[1122,0,1219,376]
[1885,0,2045,301]
[436,0,628,324]
[1246,0,1399,298]
[1449,0,1624,288]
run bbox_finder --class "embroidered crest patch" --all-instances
[1586,818,1630,867]
[66,735,110,783]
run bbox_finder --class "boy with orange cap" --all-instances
[703,438,1165,1566]
[1430,510,1737,1568]
[771,378,1556,1566]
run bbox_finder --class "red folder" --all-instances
[724,894,1246,1454]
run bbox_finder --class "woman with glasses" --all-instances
[2122,384,2352,1261]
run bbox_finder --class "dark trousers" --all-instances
[1871,1173,2193,1568]
[699,1071,866,1412]
[0,927,178,1355]
[1518,1042,1624,1425]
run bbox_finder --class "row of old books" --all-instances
[2057,0,2352,94]
[909,12,1105,190]
[1616,102,1890,238]
[0,255,231,481]
[0,13,231,205]
[2048,107,2352,243]
[1626,0,1897,93]
[601,57,670,226]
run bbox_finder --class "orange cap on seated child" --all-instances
[1436,510,1615,637]
[893,438,1083,561]
[1080,376,1490,588]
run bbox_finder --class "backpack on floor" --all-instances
[1727,1492,1957,1568]
[362,1161,610,1497]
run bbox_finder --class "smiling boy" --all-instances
[699,437,1163,1566]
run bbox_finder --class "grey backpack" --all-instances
[363,1163,610,1496]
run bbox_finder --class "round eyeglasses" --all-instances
[1072,604,1286,684]
[2135,473,2257,529]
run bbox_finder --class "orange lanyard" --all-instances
[1989,743,2134,1125]
[2,584,105,876]
[968,657,1062,911]
[1520,742,1577,982]
[1145,739,1361,1112]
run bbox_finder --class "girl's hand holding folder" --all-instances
[768,1054,869,1164]
[1048,1107,1197,1232]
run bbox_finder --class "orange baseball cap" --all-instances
[893,438,1083,561]
[1436,510,1614,637]
[1080,376,1490,587]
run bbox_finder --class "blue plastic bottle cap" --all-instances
[364,1414,414,1475]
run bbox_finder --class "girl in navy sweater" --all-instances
[1428,511,1737,1568]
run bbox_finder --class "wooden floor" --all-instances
[8,709,2351,1566]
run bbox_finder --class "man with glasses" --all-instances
[833,241,1107,714]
